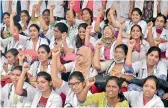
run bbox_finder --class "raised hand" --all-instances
[119,20,125,28]
[33,4,39,12]
[70,1,75,8]
[11,12,17,17]
[148,21,153,30]
[52,45,61,57]
[128,39,136,49]
[109,8,115,16]
[86,77,95,88]
[50,5,55,10]
[98,8,103,17]
[62,32,67,41]
[86,25,92,35]
[96,41,103,49]
[18,52,25,61]
[22,62,30,73]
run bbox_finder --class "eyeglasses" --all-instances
[68,82,81,88]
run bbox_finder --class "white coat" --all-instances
[31,89,62,108]
[124,91,164,107]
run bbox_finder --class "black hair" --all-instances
[104,8,117,24]
[37,72,52,82]
[66,8,76,18]
[146,46,161,60]
[6,48,19,57]
[131,8,142,17]
[130,24,143,40]
[155,13,167,24]
[68,71,85,83]
[29,24,40,32]
[82,8,93,24]
[115,44,128,56]
[2,12,10,21]
[38,44,50,53]
[20,10,31,26]
[42,9,50,15]
[143,75,159,90]
[76,23,88,48]
[55,22,68,33]
[14,22,22,31]
[105,76,127,102]
[12,66,29,82]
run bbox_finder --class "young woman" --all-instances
[124,75,164,107]
[19,10,31,36]
[77,76,129,107]
[51,48,93,107]
[29,44,51,77]
[1,12,10,39]
[56,45,97,80]
[124,24,150,62]
[93,22,123,60]
[74,23,96,52]
[1,48,19,82]
[1,66,35,107]
[49,3,84,46]
[93,44,134,81]
[11,23,49,51]
[126,40,167,94]
[16,66,62,107]
[146,14,168,45]
[95,8,119,37]
[111,8,147,38]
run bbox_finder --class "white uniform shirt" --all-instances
[31,89,62,108]
[123,20,147,37]
[1,82,35,108]
[124,91,164,107]
[123,38,150,63]
[144,27,168,41]
[132,59,167,80]
[55,81,92,107]
[17,35,49,51]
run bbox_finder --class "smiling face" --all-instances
[130,25,142,40]
[147,51,160,66]
[79,27,86,40]
[68,77,85,94]
[36,76,51,92]
[143,79,157,99]
[105,80,120,98]
[103,26,114,38]
[29,26,39,39]
[131,11,141,23]
[82,10,91,22]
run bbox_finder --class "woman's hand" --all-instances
[18,52,25,61]
[52,45,61,57]
[128,39,136,49]
[10,12,16,18]
[49,5,55,11]
[61,32,67,41]
[86,25,92,35]
[147,21,153,30]
[96,41,103,49]
[86,77,95,88]
[22,62,30,73]
[163,93,168,100]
